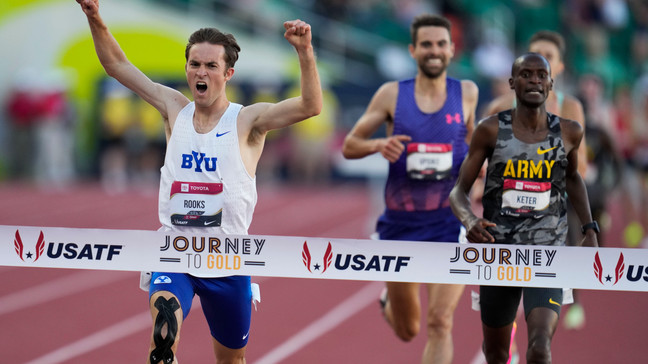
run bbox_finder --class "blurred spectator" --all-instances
[471,27,514,80]
[5,68,76,187]
[578,73,615,136]
[629,74,648,247]
[98,79,165,193]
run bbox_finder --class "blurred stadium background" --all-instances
[2,0,647,195]
[1,0,648,362]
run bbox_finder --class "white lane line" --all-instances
[0,270,132,316]
[254,281,383,364]
[24,310,152,364]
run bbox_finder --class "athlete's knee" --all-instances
[386,305,420,341]
[483,346,510,364]
[426,307,455,337]
[392,318,420,342]
[526,334,552,364]
[214,340,246,364]
[149,295,182,364]
[215,350,246,364]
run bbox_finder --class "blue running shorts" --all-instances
[376,206,461,242]
[149,272,252,349]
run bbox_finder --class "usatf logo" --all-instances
[301,241,411,273]
[302,241,332,273]
[14,230,45,262]
[13,229,123,262]
[593,252,625,285]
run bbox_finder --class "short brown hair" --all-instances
[185,28,241,69]
[529,30,566,60]
[410,14,452,45]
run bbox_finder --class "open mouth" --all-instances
[196,82,208,93]
[526,89,543,95]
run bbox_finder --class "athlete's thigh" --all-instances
[198,275,252,350]
[522,287,562,335]
[522,287,562,316]
[426,283,465,314]
[149,272,195,319]
[479,285,522,328]
[148,273,194,364]
[386,281,421,320]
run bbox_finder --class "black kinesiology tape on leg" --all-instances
[149,296,180,364]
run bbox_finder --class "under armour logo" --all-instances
[445,113,461,124]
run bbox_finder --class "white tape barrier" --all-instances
[1,225,647,292]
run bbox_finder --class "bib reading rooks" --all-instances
[170,181,223,227]
[406,143,453,180]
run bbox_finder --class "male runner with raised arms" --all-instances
[343,14,478,364]
[450,53,598,364]
[77,0,322,363]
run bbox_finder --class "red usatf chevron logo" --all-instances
[593,252,625,285]
[302,241,332,273]
[14,230,45,262]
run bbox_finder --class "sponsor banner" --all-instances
[2,225,648,292]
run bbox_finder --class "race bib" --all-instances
[170,181,223,227]
[406,143,453,180]
[501,179,551,218]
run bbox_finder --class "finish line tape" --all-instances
[1,224,647,292]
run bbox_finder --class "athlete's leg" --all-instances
[482,322,516,364]
[480,285,522,364]
[422,283,464,364]
[523,287,561,364]
[212,339,246,364]
[383,281,421,341]
[147,273,194,364]
[525,308,559,364]
[199,276,252,364]
[148,292,185,364]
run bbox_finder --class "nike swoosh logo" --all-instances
[549,297,561,307]
[216,131,231,137]
[537,146,558,155]
[242,331,250,340]
[204,220,217,226]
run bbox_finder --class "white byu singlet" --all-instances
[158,102,257,235]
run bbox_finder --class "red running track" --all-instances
[0,182,646,363]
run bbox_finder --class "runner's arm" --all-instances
[342,82,411,162]
[77,0,188,127]
[461,80,479,144]
[449,117,497,243]
[245,20,322,136]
